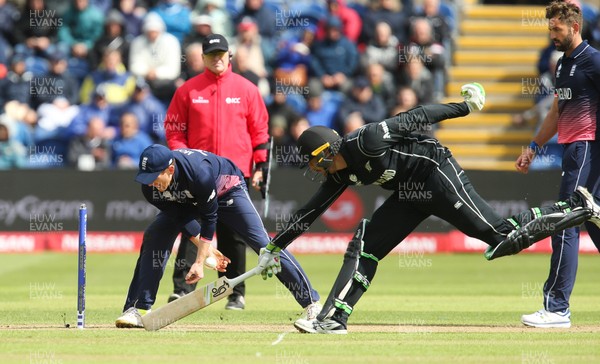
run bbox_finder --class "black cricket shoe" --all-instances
[225,294,245,310]
[168,291,187,303]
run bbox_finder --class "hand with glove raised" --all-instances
[461,82,486,112]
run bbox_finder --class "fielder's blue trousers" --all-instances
[544,141,600,312]
[123,184,319,311]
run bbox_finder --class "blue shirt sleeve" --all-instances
[188,160,219,241]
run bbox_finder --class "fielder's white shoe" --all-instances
[297,301,322,322]
[115,307,147,328]
[294,317,348,334]
[521,309,571,328]
[461,82,486,111]
[577,186,600,228]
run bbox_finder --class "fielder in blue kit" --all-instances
[115,144,321,328]
[516,0,600,328]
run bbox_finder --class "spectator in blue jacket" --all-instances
[119,78,167,142]
[116,0,144,40]
[0,35,10,66]
[303,82,340,130]
[0,0,20,47]
[111,111,153,168]
[30,50,80,109]
[273,25,316,89]
[235,0,276,40]
[14,0,60,76]
[360,0,412,45]
[67,85,116,139]
[0,55,34,109]
[309,16,358,94]
[150,0,192,45]
[336,76,386,132]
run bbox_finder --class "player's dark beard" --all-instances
[555,29,574,51]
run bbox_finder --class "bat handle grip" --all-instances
[228,266,262,287]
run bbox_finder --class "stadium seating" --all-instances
[440,4,549,170]
[2,0,589,172]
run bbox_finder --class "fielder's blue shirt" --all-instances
[141,148,243,241]
[554,40,600,143]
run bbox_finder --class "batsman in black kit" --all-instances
[256,83,600,334]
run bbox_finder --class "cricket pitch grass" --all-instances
[1,252,599,363]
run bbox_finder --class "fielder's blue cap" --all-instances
[135,144,174,184]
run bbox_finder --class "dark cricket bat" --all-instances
[142,266,262,331]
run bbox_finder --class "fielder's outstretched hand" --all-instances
[257,242,281,280]
[207,246,231,272]
[185,248,230,284]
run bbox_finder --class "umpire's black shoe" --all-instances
[225,294,245,310]
[168,292,187,303]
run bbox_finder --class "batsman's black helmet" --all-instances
[297,126,342,168]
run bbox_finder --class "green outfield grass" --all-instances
[1,252,599,363]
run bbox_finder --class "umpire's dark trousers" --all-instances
[123,184,319,311]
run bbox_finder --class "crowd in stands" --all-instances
[0,0,485,169]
